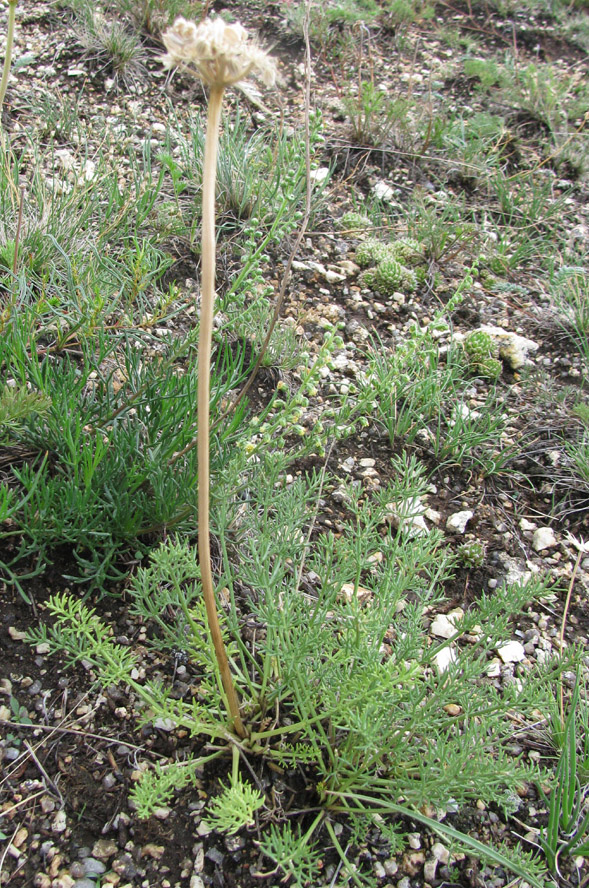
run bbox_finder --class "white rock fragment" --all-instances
[55,148,76,171]
[432,843,450,864]
[431,608,463,639]
[497,640,526,664]
[8,626,27,641]
[486,658,502,677]
[450,403,481,424]
[424,859,438,882]
[309,167,329,184]
[51,810,67,833]
[386,497,428,537]
[372,180,395,202]
[478,324,539,370]
[324,269,346,284]
[519,518,536,532]
[434,646,457,673]
[532,526,557,552]
[446,510,473,534]
[337,260,360,275]
[153,717,176,731]
[81,159,96,182]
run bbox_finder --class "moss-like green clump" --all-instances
[390,237,424,264]
[464,330,502,380]
[374,258,404,295]
[355,238,392,268]
[355,235,426,297]
[339,211,373,232]
[457,539,486,568]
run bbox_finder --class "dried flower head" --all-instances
[162,16,276,89]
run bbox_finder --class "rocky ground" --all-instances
[1,0,589,887]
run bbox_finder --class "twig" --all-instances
[0,823,20,880]
[0,789,46,820]
[22,740,65,808]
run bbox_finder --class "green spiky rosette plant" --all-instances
[28,451,571,885]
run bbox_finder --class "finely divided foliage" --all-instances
[0,0,588,885]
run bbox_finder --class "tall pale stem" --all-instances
[0,1,17,118]
[199,84,245,738]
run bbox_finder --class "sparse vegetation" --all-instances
[1,0,588,886]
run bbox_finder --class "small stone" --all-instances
[446,510,473,534]
[141,844,165,860]
[434,646,457,673]
[487,658,502,677]
[407,833,421,849]
[372,180,395,202]
[102,772,117,790]
[324,269,346,284]
[51,810,67,833]
[309,167,329,184]
[497,641,526,664]
[36,642,51,654]
[153,717,176,731]
[532,526,557,551]
[339,583,372,603]
[92,839,118,860]
[40,796,56,813]
[373,861,386,879]
[33,875,51,888]
[383,858,398,876]
[13,826,28,848]
[84,858,107,875]
[519,518,536,532]
[112,853,138,879]
[397,878,411,888]
[153,806,171,819]
[72,880,98,888]
[424,858,438,882]
[8,626,27,641]
[478,324,539,369]
[432,842,450,863]
[190,877,205,888]
[430,609,463,639]
[444,704,462,716]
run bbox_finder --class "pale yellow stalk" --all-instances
[162,17,276,738]
[198,83,245,737]
[0,0,17,119]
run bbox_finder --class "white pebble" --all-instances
[446,510,473,534]
[532,526,557,551]
[497,640,526,664]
